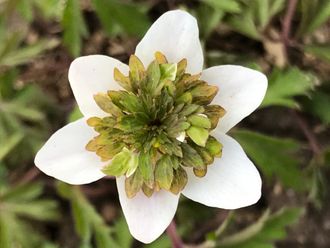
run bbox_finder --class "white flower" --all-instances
[35,10,267,244]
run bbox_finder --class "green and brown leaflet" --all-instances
[86,52,226,198]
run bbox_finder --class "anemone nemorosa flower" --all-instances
[35,10,267,244]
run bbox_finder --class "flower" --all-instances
[35,10,267,244]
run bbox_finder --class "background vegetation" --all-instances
[0,0,330,247]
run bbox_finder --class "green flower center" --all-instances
[86,52,226,198]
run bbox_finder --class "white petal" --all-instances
[182,132,261,209]
[135,10,203,74]
[35,118,105,184]
[202,65,267,133]
[116,177,179,243]
[68,55,128,117]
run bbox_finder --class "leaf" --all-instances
[187,114,211,129]
[261,67,316,108]
[125,168,143,198]
[114,68,132,91]
[181,143,204,168]
[233,130,306,190]
[94,224,121,248]
[147,60,161,94]
[56,184,121,248]
[202,0,241,13]
[7,200,59,221]
[92,0,150,37]
[303,91,330,124]
[112,216,133,248]
[304,44,330,64]
[205,136,223,157]
[138,150,154,188]
[197,3,224,39]
[170,166,188,194]
[0,213,12,248]
[187,126,209,147]
[225,0,285,39]
[160,63,177,81]
[72,198,92,244]
[1,183,43,202]
[0,132,24,160]
[16,0,34,21]
[297,0,330,36]
[227,10,260,40]
[155,155,174,190]
[94,93,123,116]
[0,39,59,67]
[217,208,303,248]
[68,105,83,122]
[34,0,63,19]
[62,0,88,56]
[144,235,172,248]
[102,148,135,177]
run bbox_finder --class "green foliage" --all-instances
[92,0,150,37]
[0,183,58,248]
[226,0,285,39]
[233,130,307,190]
[304,44,330,64]
[68,105,84,122]
[215,208,303,248]
[62,0,88,56]
[202,0,241,13]
[303,91,330,124]
[57,183,133,248]
[0,70,57,165]
[0,33,59,67]
[297,0,330,36]
[261,67,316,108]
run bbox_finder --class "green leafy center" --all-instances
[86,52,226,198]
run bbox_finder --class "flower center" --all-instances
[86,52,226,198]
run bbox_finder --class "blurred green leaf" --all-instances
[226,0,285,40]
[217,208,303,248]
[303,91,330,124]
[233,130,307,190]
[0,81,56,166]
[1,183,43,201]
[0,38,59,67]
[6,200,59,221]
[297,0,330,36]
[112,217,133,248]
[0,183,59,247]
[57,183,125,248]
[62,0,88,56]
[72,196,92,244]
[34,0,63,19]
[0,213,12,248]
[227,11,260,40]
[304,44,330,64]
[261,67,317,108]
[144,235,171,248]
[68,105,83,122]
[197,3,224,39]
[202,0,241,13]
[0,132,24,161]
[16,0,34,22]
[92,0,150,37]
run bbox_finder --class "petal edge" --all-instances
[68,55,128,117]
[116,177,179,243]
[182,132,262,209]
[35,118,105,184]
[135,10,203,74]
[202,65,267,133]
